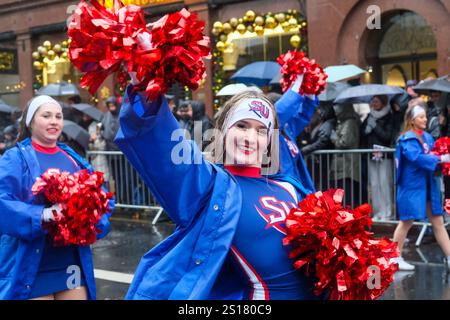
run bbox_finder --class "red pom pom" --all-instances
[277,50,328,95]
[431,137,450,176]
[284,189,399,300]
[68,1,211,100]
[32,169,113,246]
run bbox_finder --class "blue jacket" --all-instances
[395,131,442,220]
[0,138,113,300]
[114,88,315,300]
[276,90,318,192]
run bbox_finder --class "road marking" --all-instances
[94,269,134,284]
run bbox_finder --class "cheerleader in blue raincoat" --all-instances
[115,67,322,299]
[0,95,113,300]
[393,102,450,271]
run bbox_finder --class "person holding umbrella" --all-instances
[0,95,113,299]
[392,103,450,271]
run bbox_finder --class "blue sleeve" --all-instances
[0,149,46,241]
[275,90,318,137]
[402,139,439,172]
[114,85,215,227]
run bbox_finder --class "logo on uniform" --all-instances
[255,196,296,235]
[248,100,270,119]
[423,143,429,154]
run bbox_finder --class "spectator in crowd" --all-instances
[65,95,83,123]
[426,90,442,140]
[174,100,194,139]
[101,96,121,151]
[165,94,176,113]
[191,100,214,151]
[2,108,21,151]
[330,103,361,207]
[301,102,336,190]
[361,95,395,220]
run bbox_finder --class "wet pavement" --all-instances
[92,211,450,300]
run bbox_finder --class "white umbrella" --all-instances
[247,86,263,93]
[324,65,366,83]
[216,83,248,96]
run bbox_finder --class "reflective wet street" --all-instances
[92,211,450,300]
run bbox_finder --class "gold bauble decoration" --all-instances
[230,17,238,27]
[275,13,286,23]
[213,21,223,32]
[254,16,264,26]
[302,21,307,27]
[37,46,47,55]
[288,18,298,28]
[219,34,228,42]
[236,24,246,34]
[61,52,69,59]
[246,25,254,33]
[53,44,62,53]
[32,51,40,59]
[245,10,256,22]
[62,40,68,48]
[265,17,276,29]
[47,50,56,60]
[255,25,264,36]
[290,35,301,48]
[67,38,72,45]
[282,21,290,32]
[33,61,43,70]
[223,23,232,34]
[43,41,52,49]
[238,18,243,24]
[216,41,225,52]
[211,28,220,36]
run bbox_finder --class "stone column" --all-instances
[16,31,34,108]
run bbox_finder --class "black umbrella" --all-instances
[0,99,20,114]
[334,84,405,104]
[72,103,104,122]
[37,81,80,97]
[62,120,89,150]
[413,78,450,94]
[318,82,350,102]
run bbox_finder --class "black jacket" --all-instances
[361,112,394,148]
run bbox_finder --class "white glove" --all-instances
[42,203,64,222]
[290,74,304,93]
[441,154,450,163]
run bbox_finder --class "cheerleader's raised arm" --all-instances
[114,85,216,227]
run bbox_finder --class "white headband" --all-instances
[411,105,426,120]
[224,98,274,138]
[26,95,61,127]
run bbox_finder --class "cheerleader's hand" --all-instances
[42,203,64,222]
[440,154,450,163]
[291,74,315,100]
[129,32,153,86]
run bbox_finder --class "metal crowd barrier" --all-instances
[304,148,449,247]
[87,149,448,246]
[86,150,164,225]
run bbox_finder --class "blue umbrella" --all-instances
[324,65,366,83]
[334,84,405,104]
[37,81,80,97]
[230,61,280,86]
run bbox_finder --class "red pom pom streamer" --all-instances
[277,50,328,95]
[68,0,211,100]
[283,189,399,300]
[431,137,450,176]
[32,169,114,246]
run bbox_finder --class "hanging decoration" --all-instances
[210,9,308,110]
[32,39,72,90]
